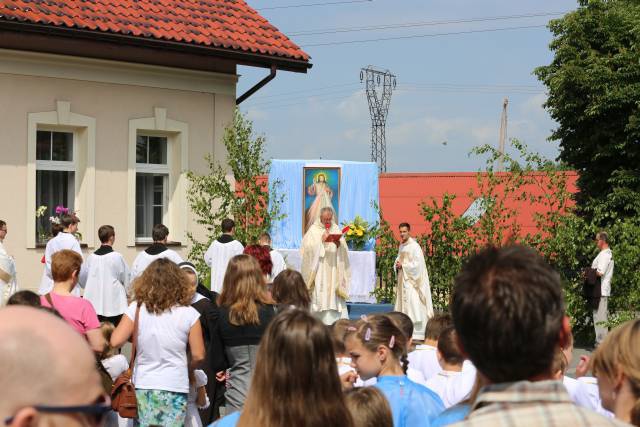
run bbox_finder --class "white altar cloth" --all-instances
[277,249,376,303]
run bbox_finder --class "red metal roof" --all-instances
[0,0,310,62]
[379,172,579,238]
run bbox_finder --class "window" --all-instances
[135,135,168,240]
[36,130,75,242]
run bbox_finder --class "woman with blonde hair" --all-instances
[213,254,277,413]
[111,258,205,427]
[592,319,640,426]
[215,309,353,427]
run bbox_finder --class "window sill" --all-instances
[134,241,183,247]
[36,243,89,249]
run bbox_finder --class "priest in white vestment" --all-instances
[38,215,87,296]
[0,221,18,305]
[394,223,433,340]
[83,225,130,323]
[301,207,351,325]
[204,218,244,294]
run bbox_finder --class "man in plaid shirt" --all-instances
[449,246,626,427]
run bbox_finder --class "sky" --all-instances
[237,0,578,172]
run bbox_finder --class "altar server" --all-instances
[394,222,433,340]
[204,218,244,294]
[259,232,286,281]
[83,225,130,325]
[130,223,183,281]
[301,207,350,324]
[38,213,87,295]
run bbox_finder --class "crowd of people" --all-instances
[0,213,637,427]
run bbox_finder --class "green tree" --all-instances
[535,0,640,220]
[186,109,283,283]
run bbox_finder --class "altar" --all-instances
[277,248,376,303]
[268,159,380,304]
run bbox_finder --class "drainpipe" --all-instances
[236,65,277,105]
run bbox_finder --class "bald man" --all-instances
[0,306,108,426]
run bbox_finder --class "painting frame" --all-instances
[302,166,341,235]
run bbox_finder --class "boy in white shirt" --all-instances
[84,225,130,326]
[408,312,452,381]
[39,213,87,295]
[204,219,244,293]
[425,326,472,408]
[130,224,183,281]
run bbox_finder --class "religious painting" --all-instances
[303,167,341,234]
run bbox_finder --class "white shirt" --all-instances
[574,376,615,418]
[125,302,200,393]
[408,344,441,381]
[130,247,183,282]
[425,370,471,408]
[39,232,87,295]
[270,249,286,280]
[204,239,244,294]
[84,248,130,317]
[563,375,580,401]
[591,248,614,296]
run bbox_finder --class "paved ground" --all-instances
[567,346,593,378]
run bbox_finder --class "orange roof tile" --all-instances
[0,0,310,62]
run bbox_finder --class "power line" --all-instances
[287,11,565,36]
[241,86,545,110]
[242,82,544,107]
[257,0,372,10]
[302,24,548,47]
[247,82,360,100]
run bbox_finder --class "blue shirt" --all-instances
[432,403,471,426]
[211,411,240,427]
[375,375,445,427]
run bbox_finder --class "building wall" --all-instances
[0,49,237,290]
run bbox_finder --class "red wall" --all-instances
[378,172,578,238]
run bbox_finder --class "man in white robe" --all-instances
[301,207,351,325]
[130,223,183,281]
[83,225,129,325]
[204,218,244,294]
[38,214,87,296]
[394,222,433,340]
[0,220,18,305]
[259,232,286,281]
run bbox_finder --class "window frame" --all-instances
[135,133,170,242]
[27,102,96,248]
[127,108,188,247]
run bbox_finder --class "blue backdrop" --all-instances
[269,159,379,250]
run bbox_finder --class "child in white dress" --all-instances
[185,369,210,427]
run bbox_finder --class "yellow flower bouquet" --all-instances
[342,215,373,251]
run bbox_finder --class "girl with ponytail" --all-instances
[592,318,640,426]
[344,314,444,427]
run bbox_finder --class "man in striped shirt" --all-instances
[449,246,626,427]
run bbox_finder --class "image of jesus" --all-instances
[305,173,336,233]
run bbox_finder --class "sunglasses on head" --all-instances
[4,394,111,426]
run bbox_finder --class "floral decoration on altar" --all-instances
[342,215,375,251]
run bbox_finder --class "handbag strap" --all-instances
[129,305,141,371]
